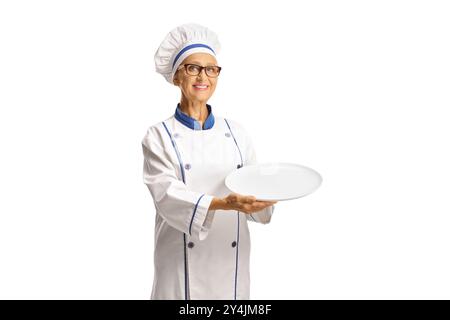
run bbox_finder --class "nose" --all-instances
[197,68,208,80]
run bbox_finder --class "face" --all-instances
[173,52,219,104]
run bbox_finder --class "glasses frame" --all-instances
[177,63,222,78]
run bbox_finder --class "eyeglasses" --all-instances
[177,64,222,78]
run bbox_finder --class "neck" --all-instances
[179,95,209,125]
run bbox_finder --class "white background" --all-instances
[0,0,449,299]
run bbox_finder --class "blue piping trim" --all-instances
[224,119,243,167]
[224,118,244,299]
[183,233,188,300]
[172,43,216,69]
[162,121,186,183]
[234,211,240,300]
[189,194,205,236]
[161,121,189,300]
[249,213,257,222]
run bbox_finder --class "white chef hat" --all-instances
[154,23,221,85]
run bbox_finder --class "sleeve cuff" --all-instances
[189,194,216,240]
[248,205,275,224]
[199,210,216,241]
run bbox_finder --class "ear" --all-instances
[172,71,180,86]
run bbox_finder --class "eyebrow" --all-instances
[187,61,217,66]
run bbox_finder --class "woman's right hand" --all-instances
[210,193,277,214]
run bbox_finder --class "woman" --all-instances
[142,23,277,300]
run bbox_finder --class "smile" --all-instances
[193,84,209,90]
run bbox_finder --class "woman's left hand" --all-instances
[210,193,277,214]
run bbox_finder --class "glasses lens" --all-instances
[186,64,201,75]
[205,66,220,77]
[184,64,221,77]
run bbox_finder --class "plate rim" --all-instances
[224,162,322,201]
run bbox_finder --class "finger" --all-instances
[235,194,253,204]
[243,195,256,204]
[226,193,238,203]
[254,200,276,206]
[252,202,269,210]
[242,203,252,213]
[253,202,275,210]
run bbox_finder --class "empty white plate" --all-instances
[225,162,322,201]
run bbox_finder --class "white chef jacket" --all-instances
[141,103,275,300]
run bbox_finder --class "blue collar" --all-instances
[174,103,215,130]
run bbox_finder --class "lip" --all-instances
[192,84,209,91]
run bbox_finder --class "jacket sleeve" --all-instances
[142,126,216,240]
[241,126,275,224]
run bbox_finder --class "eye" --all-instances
[206,67,217,74]
[187,65,201,73]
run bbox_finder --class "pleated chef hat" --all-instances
[154,23,221,84]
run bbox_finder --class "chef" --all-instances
[142,23,277,300]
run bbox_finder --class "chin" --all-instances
[191,93,211,99]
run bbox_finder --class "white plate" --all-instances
[225,162,322,201]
